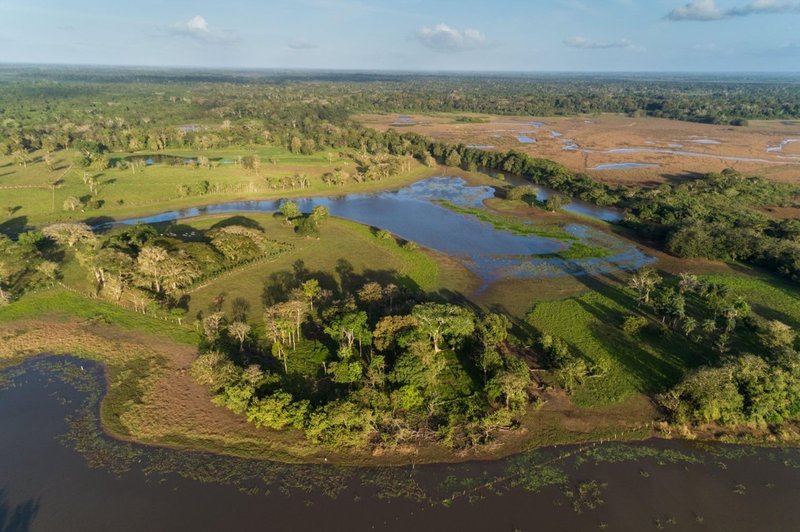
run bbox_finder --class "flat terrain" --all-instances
[0,146,433,228]
[357,113,800,186]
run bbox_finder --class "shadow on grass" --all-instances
[0,216,28,238]
[559,267,712,396]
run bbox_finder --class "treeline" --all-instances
[621,169,800,280]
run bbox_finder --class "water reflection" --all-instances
[109,177,647,284]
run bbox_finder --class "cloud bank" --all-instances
[169,15,238,44]
[414,24,488,52]
[563,36,636,49]
[667,0,800,21]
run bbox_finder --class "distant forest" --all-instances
[2,67,800,126]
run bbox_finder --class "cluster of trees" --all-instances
[278,202,330,236]
[626,270,752,354]
[192,276,533,450]
[621,169,800,281]
[658,314,800,432]
[0,231,60,304]
[4,221,292,318]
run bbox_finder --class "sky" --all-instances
[0,0,799,71]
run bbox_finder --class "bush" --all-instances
[622,315,649,336]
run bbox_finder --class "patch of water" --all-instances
[767,139,800,153]
[515,135,536,144]
[583,147,786,164]
[689,139,722,145]
[108,177,636,284]
[6,357,800,532]
[590,163,661,170]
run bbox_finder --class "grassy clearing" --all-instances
[0,148,434,229]
[0,289,197,345]
[534,242,614,260]
[700,272,800,327]
[525,276,711,406]
[183,214,466,320]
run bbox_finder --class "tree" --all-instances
[628,268,661,305]
[445,150,462,167]
[301,278,321,311]
[42,222,95,248]
[136,245,169,294]
[478,313,511,350]
[488,358,530,411]
[63,196,82,212]
[228,321,251,352]
[544,193,566,212]
[202,312,226,343]
[411,303,475,354]
[310,205,329,225]
[324,311,371,359]
[280,201,301,221]
[759,320,796,352]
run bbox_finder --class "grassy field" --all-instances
[525,274,712,407]
[180,213,471,320]
[0,147,435,229]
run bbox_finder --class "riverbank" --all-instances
[6,355,800,531]
[0,290,657,466]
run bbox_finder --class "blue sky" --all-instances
[0,0,798,71]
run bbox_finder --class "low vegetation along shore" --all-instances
[3,70,800,466]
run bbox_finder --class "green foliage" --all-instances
[622,315,649,336]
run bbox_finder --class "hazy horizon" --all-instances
[2,0,800,72]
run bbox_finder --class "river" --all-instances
[3,357,800,531]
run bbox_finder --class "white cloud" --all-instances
[288,38,319,50]
[169,15,238,44]
[413,24,488,52]
[563,36,639,50]
[667,0,800,21]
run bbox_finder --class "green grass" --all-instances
[700,273,800,327]
[526,278,711,406]
[0,289,198,345]
[534,242,614,260]
[184,214,463,320]
[436,200,576,240]
[0,149,434,229]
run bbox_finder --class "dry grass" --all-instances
[357,112,800,186]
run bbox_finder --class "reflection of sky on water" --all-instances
[110,177,651,286]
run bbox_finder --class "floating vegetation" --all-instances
[436,200,577,241]
[6,355,800,526]
[564,480,607,514]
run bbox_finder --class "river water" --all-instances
[3,357,800,531]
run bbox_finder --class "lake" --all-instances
[108,177,646,284]
[3,356,800,531]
